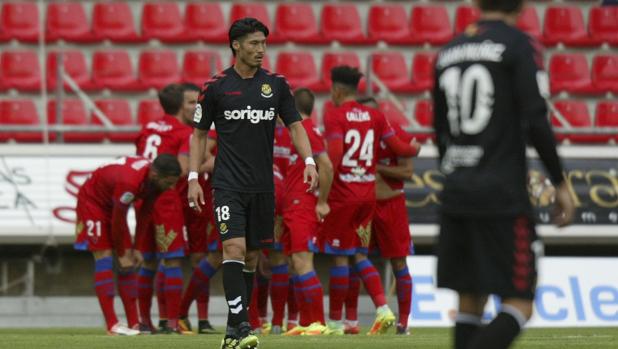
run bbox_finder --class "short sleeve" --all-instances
[307,124,326,156]
[374,109,395,140]
[392,122,413,143]
[277,76,302,126]
[193,82,217,130]
[178,136,190,155]
[324,110,343,140]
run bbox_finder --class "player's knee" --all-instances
[207,252,223,268]
[190,253,206,267]
[502,298,533,320]
[163,258,182,268]
[390,258,407,271]
[92,249,112,260]
[291,254,311,274]
[268,251,286,266]
[142,259,157,270]
[244,250,260,270]
[222,242,246,261]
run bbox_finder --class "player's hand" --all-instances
[553,182,575,227]
[304,165,319,192]
[132,249,144,269]
[315,201,330,222]
[188,179,205,213]
[410,138,422,156]
[117,253,135,271]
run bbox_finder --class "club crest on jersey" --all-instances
[219,223,229,235]
[193,104,203,123]
[261,84,273,98]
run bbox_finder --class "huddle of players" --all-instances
[73,67,421,336]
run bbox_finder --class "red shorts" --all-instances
[281,195,320,255]
[319,200,375,255]
[74,196,132,251]
[183,189,213,254]
[135,189,186,260]
[371,194,414,258]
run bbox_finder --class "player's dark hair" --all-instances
[331,66,363,90]
[158,84,184,115]
[356,96,378,108]
[152,154,181,177]
[294,88,315,116]
[228,17,269,57]
[477,0,523,14]
[180,82,200,93]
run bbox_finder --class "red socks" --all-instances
[117,271,139,328]
[356,259,387,307]
[270,264,289,326]
[295,271,325,326]
[345,267,361,322]
[94,257,118,330]
[156,264,167,321]
[179,259,217,319]
[137,267,155,327]
[163,265,183,329]
[328,266,349,321]
[395,266,413,328]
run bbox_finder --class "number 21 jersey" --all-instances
[325,100,395,202]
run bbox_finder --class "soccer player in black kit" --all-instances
[187,18,318,349]
[433,1,575,349]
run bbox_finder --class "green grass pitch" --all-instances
[1,328,616,349]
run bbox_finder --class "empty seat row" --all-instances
[0,99,164,142]
[0,50,433,93]
[550,54,618,95]
[2,2,616,46]
[2,98,617,144]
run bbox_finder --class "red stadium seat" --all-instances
[48,99,104,143]
[409,52,437,93]
[274,3,325,44]
[592,55,618,93]
[230,3,281,43]
[543,6,596,47]
[138,50,180,89]
[141,2,187,42]
[409,6,452,45]
[93,99,136,142]
[516,6,542,40]
[0,100,41,142]
[1,50,41,91]
[318,52,361,92]
[454,6,481,35]
[549,54,593,95]
[185,2,227,43]
[46,2,96,43]
[137,100,164,125]
[377,100,410,128]
[275,52,320,90]
[589,7,618,46]
[182,50,223,87]
[413,99,434,142]
[550,100,598,143]
[92,50,138,91]
[370,52,410,92]
[320,4,369,44]
[47,51,94,91]
[368,4,413,44]
[92,1,142,42]
[595,101,618,142]
[1,2,40,42]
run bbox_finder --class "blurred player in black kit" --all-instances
[188,18,318,349]
[432,0,575,348]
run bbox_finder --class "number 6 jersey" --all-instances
[433,20,564,216]
[135,114,192,160]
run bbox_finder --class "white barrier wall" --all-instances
[408,256,618,327]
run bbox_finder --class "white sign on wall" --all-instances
[407,256,618,327]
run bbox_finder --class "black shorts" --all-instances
[213,188,275,249]
[437,213,542,300]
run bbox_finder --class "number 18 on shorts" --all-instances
[213,189,275,249]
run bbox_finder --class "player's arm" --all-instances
[188,83,216,211]
[514,36,574,226]
[279,77,318,191]
[202,135,217,173]
[432,64,449,161]
[377,157,414,180]
[110,187,134,264]
[315,152,333,220]
[382,126,421,157]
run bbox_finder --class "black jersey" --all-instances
[433,20,564,217]
[194,67,301,193]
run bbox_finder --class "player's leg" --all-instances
[136,258,157,332]
[343,265,360,334]
[455,293,488,349]
[391,257,412,335]
[467,215,539,349]
[92,250,120,332]
[155,261,168,330]
[326,255,349,335]
[197,251,222,334]
[288,251,326,335]
[354,253,395,335]
[268,250,288,334]
[161,257,184,333]
[178,252,205,332]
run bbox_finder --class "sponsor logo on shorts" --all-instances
[155,224,177,252]
[219,223,229,235]
[261,84,273,98]
[75,221,83,236]
[356,222,372,248]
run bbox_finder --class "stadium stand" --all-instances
[0,0,615,144]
